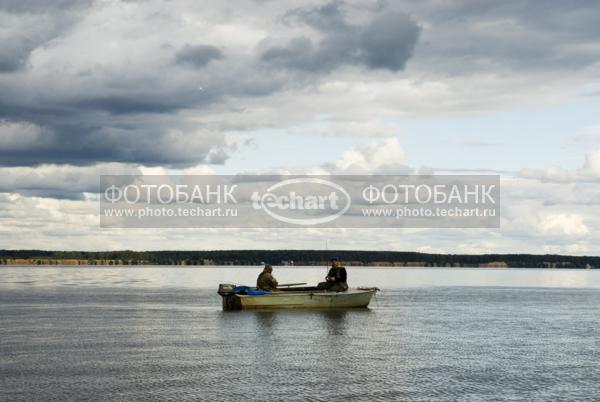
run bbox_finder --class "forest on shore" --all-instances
[0,249,598,268]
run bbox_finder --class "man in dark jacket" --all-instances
[257,264,278,291]
[317,257,348,292]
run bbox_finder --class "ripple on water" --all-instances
[1,285,600,401]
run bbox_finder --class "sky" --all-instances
[1,0,599,254]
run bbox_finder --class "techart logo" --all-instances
[250,178,351,225]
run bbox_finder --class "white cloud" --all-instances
[0,163,200,197]
[565,243,589,255]
[542,244,562,254]
[582,149,600,175]
[455,241,498,254]
[539,213,589,237]
[574,125,600,142]
[181,165,217,175]
[137,166,170,176]
[519,149,600,182]
[1,1,600,254]
[0,139,599,255]
[1,186,599,254]
[313,120,397,138]
[329,137,410,174]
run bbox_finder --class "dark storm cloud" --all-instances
[1,0,600,171]
[0,53,272,167]
[261,2,421,72]
[0,0,237,168]
[396,0,600,74]
[175,45,224,68]
[0,38,31,72]
[0,0,92,13]
[0,0,93,72]
[0,117,230,168]
[358,13,421,71]
[76,97,188,115]
[283,1,347,31]
[260,37,320,71]
[0,72,253,167]
[0,3,281,167]
[0,0,420,168]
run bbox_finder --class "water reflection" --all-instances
[217,308,370,340]
[254,311,277,335]
[320,309,348,336]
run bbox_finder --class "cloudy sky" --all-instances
[1,0,599,254]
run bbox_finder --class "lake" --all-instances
[1,267,599,401]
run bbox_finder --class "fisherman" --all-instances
[256,264,278,291]
[317,257,348,292]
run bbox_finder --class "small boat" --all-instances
[217,283,378,311]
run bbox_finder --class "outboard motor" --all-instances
[217,283,242,311]
[217,283,235,296]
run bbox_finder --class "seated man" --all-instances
[317,257,348,292]
[256,264,278,291]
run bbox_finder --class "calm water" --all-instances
[1,267,599,401]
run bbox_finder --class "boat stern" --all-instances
[217,283,242,311]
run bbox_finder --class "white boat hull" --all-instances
[235,288,377,310]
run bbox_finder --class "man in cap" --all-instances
[256,264,279,291]
[317,257,348,292]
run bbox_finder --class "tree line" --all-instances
[0,249,598,268]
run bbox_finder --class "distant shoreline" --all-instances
[1,250,598,269]
[1,264,597,271]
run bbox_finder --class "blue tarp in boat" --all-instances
[233,286,270,295]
